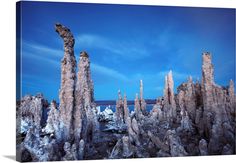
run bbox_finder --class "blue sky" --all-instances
[18,1,235,101]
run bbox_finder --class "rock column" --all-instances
[123,94,129,123]
[55,23,76,141]
[163,71,176,121]
[115,90,124,124]
[140,80,147,113]
[74,51,98,145]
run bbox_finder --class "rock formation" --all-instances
[98,106,114,122]
[229,79,235,114]
[165,130,188,156]
[55,23,76,141]
[140,80,147,113]
[134,80,147,119]
[177,77,196,121]
[62,142,77,161]
[134,93,141,118]
[16,94,47,135]
[123,94,129,123]
[198,139,208,155]
[163,71,176,122]
[74,51,99,147]
[200,52,234,154]
[115,90,124,125]
[44,100,60,137]
[17,23,236,161]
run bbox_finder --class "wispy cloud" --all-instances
[91,63,129,82]
[23,41,63,58]
[77,34,150,60]
[22,40,63,66]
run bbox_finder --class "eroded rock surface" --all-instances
[55,23,77,142]
[17,23,235,161]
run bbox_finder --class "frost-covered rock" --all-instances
[44,100,60,136]
[98,106,114,122]
[17,94,47,134]
[23,126,59,161]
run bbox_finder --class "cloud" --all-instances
[77,34,150,60]
[23,41,63,58]
[91,63,129,82]
[21,40,63,66]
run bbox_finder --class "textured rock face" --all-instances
[55,23,76,141]
[163,71,176,121]
[16,94,46,135]
[17,22,236,161]
[200,53,234,154]
[114,91,129,126]
[229,80,235,114]
[134,93,141,117]
[23,127,60,161]
[198,139,208,155]
[201,53,214,112]
[74,51,98,145]
[44,101,60,136]
[134,80,147,119]
[123,94,129,123]
[115,90,124,125]
[166,130,188,156]
[62,142,77,161]
[201,52,215,138]
[177,77,196,121]
[140,80,147,113]
[98,106,114,122]
[126,117,140,146]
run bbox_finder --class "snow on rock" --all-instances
[98,106,114,122]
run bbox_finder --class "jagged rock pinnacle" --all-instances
[55,23,76,141]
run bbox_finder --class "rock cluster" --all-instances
[16,94,48,135]
[114,90,130,127]
[17,23,235,162]
[17,24,99,161]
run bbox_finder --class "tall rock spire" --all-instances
[229,79,235,113]
[134,93,141,116]
[201,52,214,113]
[163,70,176,121]
[140,80,143,100]
[140,80,146,113]
[74,51,98,145]
[123,93,129,123]
[115,90,124,125]
[55,23,76,141]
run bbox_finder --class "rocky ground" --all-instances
[16,24,235,162]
